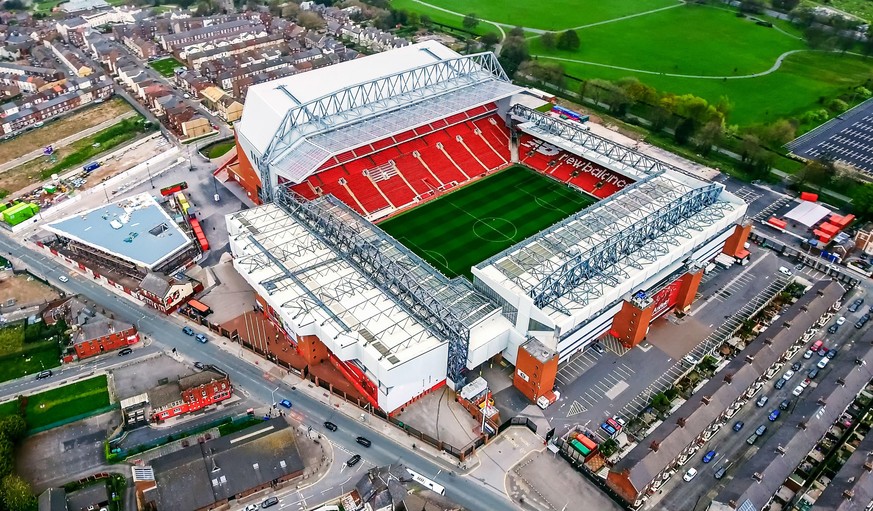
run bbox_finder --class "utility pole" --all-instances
[146,162,155,188]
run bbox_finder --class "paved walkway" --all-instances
[0,111,137,174]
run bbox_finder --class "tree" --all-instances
[480,32,500,47]
[462,13,479,30]
[739,0,765,13]
[600,438,619,457]
[0,417,25,444]
[796,161,831,189]
[804,26,831,49]
[518,61,565,89]
[674,117,696,145]
[498,34,529,77]
[0,437,13,481]
[771,0,799,11]
[540,32,557,50]
[852,183,873,219]
[298,11,326,29]
[0,475,35,511]
[556,30,580,51]
[617,77,658,105]
[760,118,797,147]
[2,0,24,9]
[509,26,524,38]
[651,392,671,413]
[281,3,299,18]
[420,14,432,26]
[695,120,724,154]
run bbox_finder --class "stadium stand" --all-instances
[291,108,512,215]
[519,134,634,199]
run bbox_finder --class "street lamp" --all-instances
[270,386,279,410]
[187,144,193,171]
[146,162,154,189]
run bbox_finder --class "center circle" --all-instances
[473,217,518,242]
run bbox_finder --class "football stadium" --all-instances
[222,41,749,414]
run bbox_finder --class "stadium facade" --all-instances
[224,41,750,413]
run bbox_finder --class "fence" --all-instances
[106,414,245,462]
[748,230,862,288]
[28,403,119,436]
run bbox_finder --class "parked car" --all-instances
[856,316,868,329]
[278,399,292,409]
[828,324,838,334]
[803,350,814,359]
[261,497,279,508]
[768,409,780,421]
[801,378,811,388]
[782,369,795,380]
[35,370,52,380]
[702,450,717,463]
[714,463,729,480]
[779,399,791,411]
[591,343,605,354]
[195,333,208,343]
[774,378,786,390]
[778,266,791,276]
[746,433,759,445]
[755,424,767,436]
[733,421,744,432]
[793,385,805,396]
[848,298,864,312]
[600,422,617,436]
[807,367,819,379]
[756,395,769,407]
[827,348,838,359]
[836,316,846,325]
[323,421,338,432]
[817,357,830,370]
[194,361,205,370]
[182,326,194,335]
[791,362,802,371]
[811,340,823,352]
[244,504,259,511]
[58,275,69,283]
[356,436,372,447]
[346,454,361,467]
[818,347,829,357]
[118,348,133,356]
[683,468,698,482]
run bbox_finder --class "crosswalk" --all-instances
[567,401,586,417]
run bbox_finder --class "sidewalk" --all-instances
[211,336,483,475]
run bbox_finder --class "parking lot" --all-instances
[545,247,787,441]
[651,285,869,511]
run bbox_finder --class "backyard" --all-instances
[149,57,185,78]
[0,321,64,384]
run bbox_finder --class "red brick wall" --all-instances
[231,137,262,204]
[74,328,139,360]
[513,345,558,403]
[153,377,233,421]
[609,300,653,349]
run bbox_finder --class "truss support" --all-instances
[529,184,724,310]
[274,186,471,387]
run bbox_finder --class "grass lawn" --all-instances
[149,57,184,78]
[393,0,677,31]
[0,98,133,164]
[555,50,873,126]
[32,0,63,12]
[380,166,595,278]
[0,400,17,418]
[0,116,152,196]
[201,140,234,159]
[802,0,872,22]
[21,375,110,430]
[0,343,60,383]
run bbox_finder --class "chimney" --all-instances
[745,355,754,364]
[752,472,763,482]
[863,460,873,472]
[776,445,786,455]
[724,373,733,384]
[783,321,791,328]
[677,417,686,428]
[843,489,854,500]
[800,305,808,313]
[763,338,773,346]
[649,440,659,452]
[836,378,845,387]
[701,396,712,405]
[817,398,826,406]
[798,421,807,430]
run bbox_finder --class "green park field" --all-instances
[149,57,184,78]
[0,375,111,431]
[380,166,594,278]
[394,0,873,126]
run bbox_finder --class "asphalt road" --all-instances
[0,232,520,511]
[655,285,869,511]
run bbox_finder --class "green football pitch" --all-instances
[380,166,595,279]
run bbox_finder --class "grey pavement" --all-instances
[508,450,622,511]
[0,233,522,511]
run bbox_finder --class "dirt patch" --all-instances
[0,98,133,163]
[83,136,170,193]
[0,273,60,306]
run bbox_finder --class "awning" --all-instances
[785,201,831,227]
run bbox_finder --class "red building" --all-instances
[148,367,232,422]
[43,297,139,362]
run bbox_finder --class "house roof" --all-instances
[712,340,873,510]
[813,430,873,511]
[37,487,66,511]
[612,281,844,494]
[151,418,304,511]
[138,272,170,296]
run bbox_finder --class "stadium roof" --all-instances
[44,193,193,271]
[236,41,521,185]
[474,171,746,326]
[229,201,447,369]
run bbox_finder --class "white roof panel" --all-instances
[238,40,461,154]
[784,200,830,227]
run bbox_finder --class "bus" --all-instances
[405,468,446,496]
[187,299,212,316]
